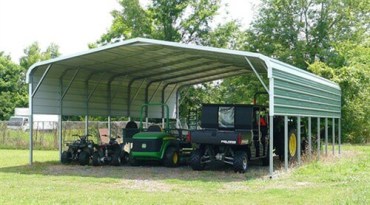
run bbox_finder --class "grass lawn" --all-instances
[0,144,369,204]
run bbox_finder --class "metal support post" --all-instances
[269,115,274,178]
[325,118,328,155]
[297,116,301,165]
[108,116,111,138]
[284,116,288,170]
[85,115,89,135]
[317,117,320,160]
[308,117,312,159]
[29,82,34,165]
[338,119,341,155]
[58,78,63,162]
[332,118,335,155]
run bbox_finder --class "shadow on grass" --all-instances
[0,157,285,183]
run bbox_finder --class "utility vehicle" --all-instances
[126,103,192,167]
[188,101,305,173]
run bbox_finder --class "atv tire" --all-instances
[190,149,205,171]
[61,151,72,164]
[92,152,100,166]
[233,151,248,173]
[111,154,121,166]
[120,151,129,165]
[78,151,90,166]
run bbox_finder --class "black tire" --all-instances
[120,151,129,165]
[233,151,248,173]
[163,147,180,167]
[78,151,90,166]
[61,151,72,164]
[190,149,205,171]
[111,154,121,166]
[261,155,270,166]
[129,154,140,166]
[92,152,100,166]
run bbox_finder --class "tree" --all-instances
[20,42,61,70]
[309,38,370,143]
[93,0,221,46]
[245,0,370,69]
[0,53,28,120]
[0,42,62,120]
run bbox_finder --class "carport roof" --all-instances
[26,38,340,118]
[26,38,269,85]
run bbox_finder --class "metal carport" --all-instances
[26,38,341,177]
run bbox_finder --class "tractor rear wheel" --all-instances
[288,130,298,161]
[78,151,90,166]
[233,151,248,173]
[163,147,180,167]
[190,149,205,171]
[61,151,72,164]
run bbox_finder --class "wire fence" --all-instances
[0,121,129,150]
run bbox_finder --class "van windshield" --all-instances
[8,117,23,126]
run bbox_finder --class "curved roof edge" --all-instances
[26,38,262,83]
[26,38,340,92]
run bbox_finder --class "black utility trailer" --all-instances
[188,104,270,173]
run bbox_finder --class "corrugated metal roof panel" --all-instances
[27,38,340,119]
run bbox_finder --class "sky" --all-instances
[0,0,259,62]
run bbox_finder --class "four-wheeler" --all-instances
[127,103,192,167]
[61,134,96,166]
[92,135,129,166]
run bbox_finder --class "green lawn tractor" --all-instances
[127,103,192,167]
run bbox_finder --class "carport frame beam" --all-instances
[29,64,53,165]
[245,57,269,93]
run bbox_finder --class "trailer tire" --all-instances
[163,147,180,167]
[61,151,71,164]
[78,151,90,166]
[190,149,205,171]
[233,151,248,173]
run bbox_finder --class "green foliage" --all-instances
[94,0,221,45]
[19,42,61,70]
[0,42,61,120]
[0,54,28,120]
[246,0,370,69]
[309,39,370,143]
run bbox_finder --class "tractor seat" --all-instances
[147,125,162,132]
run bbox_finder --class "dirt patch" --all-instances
[116,179,173,192]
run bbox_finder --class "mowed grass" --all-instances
[0,145,369,204]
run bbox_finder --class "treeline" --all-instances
[1,0,369,143]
